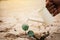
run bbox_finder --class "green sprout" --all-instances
[22,24,29,35]
[28,30,34,37]
[28,30,39,40]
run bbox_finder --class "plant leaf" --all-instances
[28,30,34,37]
[22,24,29,31]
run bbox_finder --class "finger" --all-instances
[50,8,57,13]
[46,2,54,8]
[46,0,49,4]
[48,5,55,11]
[53,8,57,12]
[49,8,55,13]
[53,10,58,16]
[49,8,57,15]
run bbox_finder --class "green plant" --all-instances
[22,24,49,40]
[28,30,39,40]
[22,24,29,35]
[28,30,50,40]
[28,30,34,37]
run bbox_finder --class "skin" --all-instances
[53,0,60,6]
[46,0,60,16]
[53,0,60,13]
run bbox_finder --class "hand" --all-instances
[46,0,59,16]
[53,0,60,13]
